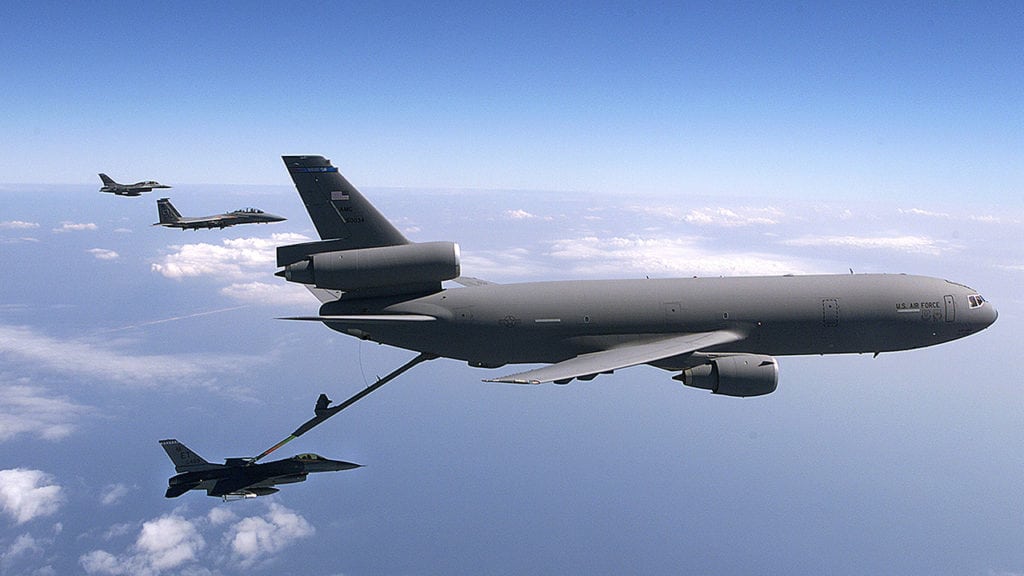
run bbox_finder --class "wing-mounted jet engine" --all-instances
[673,354,779,397]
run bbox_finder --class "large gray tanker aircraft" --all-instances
[275,155,996,399]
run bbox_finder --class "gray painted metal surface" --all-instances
[154,197,286,230]
[98,173,170,196]
[276,155,997,391]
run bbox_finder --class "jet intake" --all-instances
[674,354,778,397]
[281,241,460,291]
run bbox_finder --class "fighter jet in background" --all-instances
[154,197,286,230]
[159,439,359,500]
[98,173,170,196]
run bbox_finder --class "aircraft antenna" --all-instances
[357,340,370,388]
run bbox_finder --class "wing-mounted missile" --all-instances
[276,241,460,298]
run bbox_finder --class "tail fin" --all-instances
[156,198,182,224]
[98,173,116,186]
[282,155,408,247]
[159,439,214,472]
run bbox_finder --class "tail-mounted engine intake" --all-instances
[279,241,460,292]
[674,354,778,397]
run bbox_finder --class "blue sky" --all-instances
[2,3,1021,198]
[1,3,1022,575]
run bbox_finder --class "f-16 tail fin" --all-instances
[282,155,408,247]
[160,439,214,472]
[156,198,182,224]
[98,173,116,186]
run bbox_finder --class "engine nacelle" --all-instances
[674,354,778,397]
[281,241,460,291]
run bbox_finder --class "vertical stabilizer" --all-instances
[99,173,116,186]
[156,198,182,224]
[282,155,408,247]
[159,439,214,472]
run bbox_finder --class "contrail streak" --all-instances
[93,305,250,334]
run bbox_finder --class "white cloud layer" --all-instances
[151,233,309,281]
[630,205,785,227]
[548,235,818,277]
[151,233,313,306]
[80,504,315,575]
[782,234,951,256]
[224,503,315,568]
[0,380,90,442]
[100,484,131,506]
[80,514,205,576]
[88,248,120,260]
[0,469,65,524]
[53,222,97,232]
[0,220,39,229]
[0,324,269,388]
[219,281,314,308]
[459,248,545,280]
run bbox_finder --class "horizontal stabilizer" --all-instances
[305,286,343,303]
[279,314,436,323]
[485,330,744,384]
[452,276,497,287]
[165,483,198,499]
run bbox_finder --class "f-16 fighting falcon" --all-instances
[98,173,170,196]
[159,439,359,500]
[252,153,997,458]
[154,197,286,230]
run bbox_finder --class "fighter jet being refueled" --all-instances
[98,173,170,196]
[154,197,286,230]
[159,439,359,500]
[273,155,997,399]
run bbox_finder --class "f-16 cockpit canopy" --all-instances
[293,453,328,461]
[233,207,265,214]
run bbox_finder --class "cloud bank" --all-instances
[151,233,312,306]
[0,324,270,388]
[80,503,315,575]
[0,380,90,442]
[0,469,65,525]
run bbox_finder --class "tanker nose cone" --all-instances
[966,297,997,332]
[984,302,998,326]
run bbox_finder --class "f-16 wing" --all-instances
[484,330,744,384]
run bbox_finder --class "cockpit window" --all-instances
[295,453,324,461]
[968,294,987,309]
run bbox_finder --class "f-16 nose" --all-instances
[309,459,361,472]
